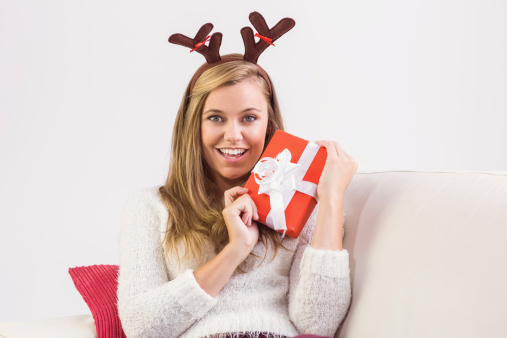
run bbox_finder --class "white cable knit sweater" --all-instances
[117,186,351,338]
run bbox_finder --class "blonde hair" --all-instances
[159,54,287,268]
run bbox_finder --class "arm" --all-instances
[311,139,357,251]
[193,243,246,297]
[117,187,217,338]
[118,186,259,337]
[288,204,351,336]
[193,186,259,297]
[288,140,357,335]
[312,197,344,250]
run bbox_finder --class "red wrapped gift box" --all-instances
[245,130,327,238]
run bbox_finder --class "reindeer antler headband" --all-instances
[168,12,295,94]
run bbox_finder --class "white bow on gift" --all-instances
[251,144,320,237]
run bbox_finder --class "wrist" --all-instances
[313,197,344,251]
[319,195,344,210]
[223,242,251,264]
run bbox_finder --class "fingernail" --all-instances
[255,212,259,219]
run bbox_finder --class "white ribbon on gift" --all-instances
[251,142,320,237]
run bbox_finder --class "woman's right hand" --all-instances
[222,187,260,258]
[192,187,260,297]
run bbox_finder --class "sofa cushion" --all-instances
[338,171,507,338]
[69,264,126,338]
[0,314,96,338]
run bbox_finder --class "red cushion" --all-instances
[69,264,126,338]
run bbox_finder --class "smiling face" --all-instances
[201,77,269,194]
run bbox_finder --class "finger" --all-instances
[239,193,259,220]
[333,141,344,157]
[316,140,339,158]
[248,194,259,221]
[224,187,249,207]
[237,193,259,222]
[333,142,354,162]
[241,202,253,226]
[253,200,259,220]
[250,220,259,229]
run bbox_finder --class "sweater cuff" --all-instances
[170,269,218,317]
[300,246,350,278]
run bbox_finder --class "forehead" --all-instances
[203,78,268,114]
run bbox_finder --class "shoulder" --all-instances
[125,185,162,202]
[121,185,168,230]
[123,185,165,210]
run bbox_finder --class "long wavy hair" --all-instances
[159,54,287,269]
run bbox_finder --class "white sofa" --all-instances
[2,170,506,338]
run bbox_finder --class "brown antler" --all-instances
[168,23,222,63]
[241,12,295,64]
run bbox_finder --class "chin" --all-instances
[222,170,251,182]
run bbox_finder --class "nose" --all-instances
[224,121,243,143]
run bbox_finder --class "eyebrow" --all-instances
[202,107,262,117]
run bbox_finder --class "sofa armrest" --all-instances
[0,314,96,338]
[338,171,507,337]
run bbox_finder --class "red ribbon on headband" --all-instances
[255,33,275,46]
[190,35,211,52]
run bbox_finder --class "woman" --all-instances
[117,55,358,338]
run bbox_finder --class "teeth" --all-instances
[219,148,246,156]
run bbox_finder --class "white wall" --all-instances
[1,0,506,321]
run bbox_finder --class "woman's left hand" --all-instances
[314,140,358,202]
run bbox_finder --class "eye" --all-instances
[244,115,257,122]
[209,115,223,122]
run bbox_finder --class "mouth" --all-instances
[216,148,249,162]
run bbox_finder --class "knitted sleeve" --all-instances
[117,187,218,338]
[287,204,351,336]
